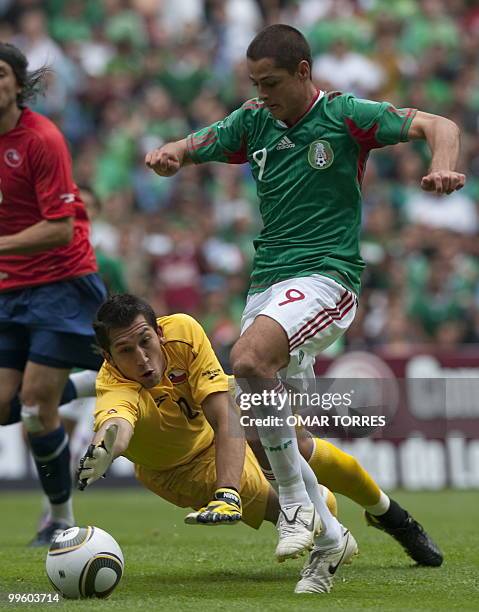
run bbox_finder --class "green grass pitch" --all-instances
[0,488,477,611]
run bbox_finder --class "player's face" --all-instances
[106,315,165,389]
[248,57,311,124]
[0,60,21,114]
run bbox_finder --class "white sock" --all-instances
[251,382,311,508]
[299,455,342,549]
[264,435,311,507]
[261,468,278,492]
[50,498,74,526]
[262,462,342,548]
[39,494,51,527]
[70,370,97,398]
[365,491,390,516]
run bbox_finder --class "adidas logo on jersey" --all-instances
[276,136,295,150]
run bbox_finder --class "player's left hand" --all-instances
[421,171,465,194]
[184,487,242,525]
[77,424,118,491]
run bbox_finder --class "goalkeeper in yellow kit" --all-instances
[77,294,442,594]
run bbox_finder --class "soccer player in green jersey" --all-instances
[146,24,464,594]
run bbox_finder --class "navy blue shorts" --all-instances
[0,274,107,371]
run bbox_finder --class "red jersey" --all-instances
[0,108,97,291]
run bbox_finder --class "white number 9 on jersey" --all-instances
[252,148,267,181]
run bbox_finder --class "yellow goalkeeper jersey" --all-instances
[93,313,229,471]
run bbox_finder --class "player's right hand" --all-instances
[420,170,465,194]
[145,145,182,177]
[76,424,118,491]
[184,488,242,525]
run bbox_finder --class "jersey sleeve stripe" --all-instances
[186,129,218,163]
[399,108,417,140]
[188,128,218,151]
[186,134,199,163]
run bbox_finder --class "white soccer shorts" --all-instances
[240,274,357,380]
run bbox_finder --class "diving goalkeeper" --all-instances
[77,293,441,595]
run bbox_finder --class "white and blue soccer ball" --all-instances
[46,526,124,599]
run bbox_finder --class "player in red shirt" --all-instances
[0,43,107,545]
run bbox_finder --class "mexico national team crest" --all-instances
[168,369,187,385]
[308,139,334,170]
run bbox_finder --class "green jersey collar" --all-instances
[274,89,325,129]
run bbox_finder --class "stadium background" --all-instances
[0,0,478,490]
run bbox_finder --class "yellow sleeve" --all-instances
[94,380,142,432]
[177,314,229,405]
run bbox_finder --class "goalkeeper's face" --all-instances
[106,315,165,388]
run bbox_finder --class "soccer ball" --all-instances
[46,526,124,599]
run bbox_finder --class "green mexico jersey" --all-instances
[186,91,416,296]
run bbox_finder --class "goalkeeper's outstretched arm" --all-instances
[77,417,134,490]
[203,391,245,491]
[184,391,245,525]
[91,417,134,457]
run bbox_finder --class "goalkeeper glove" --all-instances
[184,487,242,525]
[77,424,118,490]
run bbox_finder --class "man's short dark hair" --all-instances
[246,24,312,75]
[0,42,50,107]
[94,294,158,352]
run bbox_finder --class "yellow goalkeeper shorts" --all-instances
[135,443,270,529]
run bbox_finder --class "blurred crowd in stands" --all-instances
[1,0,478,368]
